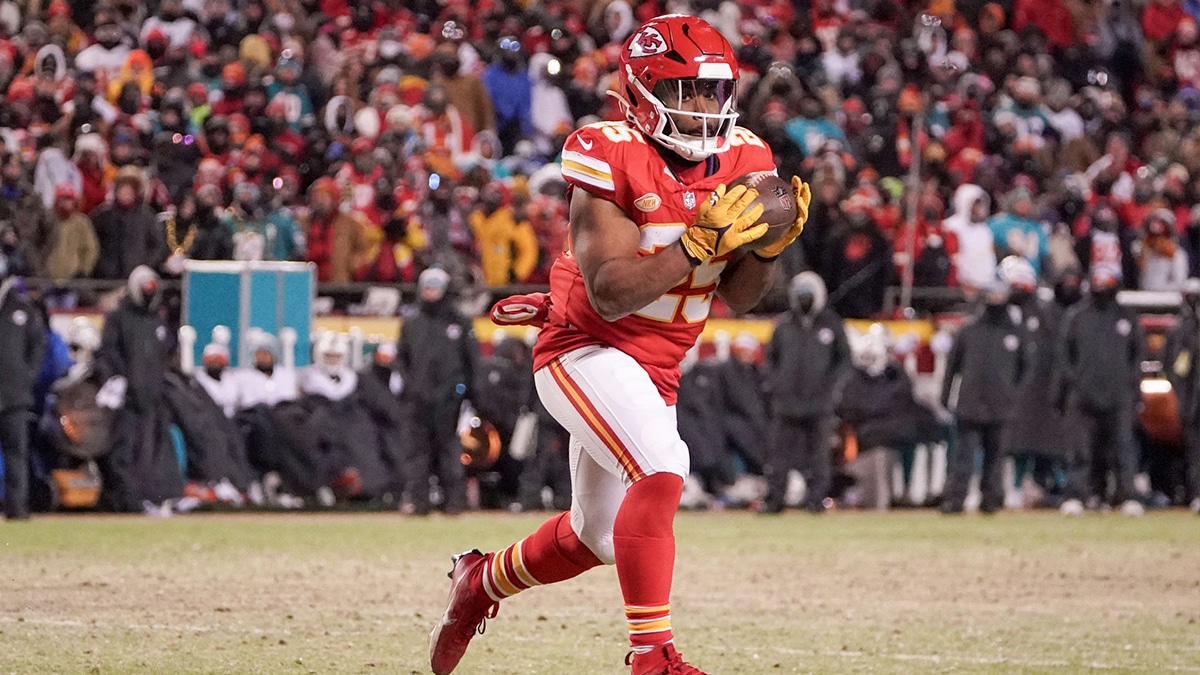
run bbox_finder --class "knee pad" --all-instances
[572,509,616,565]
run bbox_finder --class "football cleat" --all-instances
[489,292,551,327]
[429,549,499,675]
[626,644,710,675]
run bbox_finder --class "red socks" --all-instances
[613,473,684,653]
[481,511,602,603]
[480,472,685,656]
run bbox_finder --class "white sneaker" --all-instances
[316,486,335,508]
[1119,500,1145,517]
[1190,498,1200,514]
[246,482,265,506]
[1060,498,1085,516]
[213,479,244,506]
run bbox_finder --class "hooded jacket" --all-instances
[942,183,997,288]
[0,279,47,412]
[941,304,1029,424]
[765,273,852,419]
[1053,296,1145,413]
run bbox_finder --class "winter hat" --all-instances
[418,267,450,295]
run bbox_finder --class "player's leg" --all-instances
[480,435,616,601]
[429,352,629,674]
[538,347,708,672]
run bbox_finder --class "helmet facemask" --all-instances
[623,67,739,161]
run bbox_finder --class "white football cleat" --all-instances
[1119,500,1144,517]
[1059,499,1084,516]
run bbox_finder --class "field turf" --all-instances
[2,510,1199,674]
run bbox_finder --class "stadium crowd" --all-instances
[1,0,1200,518]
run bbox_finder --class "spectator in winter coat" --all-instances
[988,186,1048,275]
[715,333,770,477]
[482,37,533,156]
[1001,260,1076,496]
[1163,278,1200,512]
[527,53,573,159]
[32,139,81,209]
[430,42,495,136]
[943,183,996,292]
[469,183,538,286]
[93,266,183,512]
[761,273,851,514]
[940,280,1029,514]
[0,153,53,274]
[194,342,238,419]
[42,183,98,282]
[819,192,894,319]
[355,343,407,498]
[397,268,480,515]
[90,167,167,279]
[676,346,733,501]
[1136,209,1190,291]
[1054,269,1146,515]
[302,177,373,283]
[0,257,47,520]
[835,325,941,510]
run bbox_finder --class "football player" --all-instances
[430,14,812,675]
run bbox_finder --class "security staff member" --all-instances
[397,267,480,515]
[1054,269,1146,515]
[940,280,1028,514]
[0,254,46,520]
[760,272,851,514]
[1164,278,1200,513]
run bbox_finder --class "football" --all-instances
[727,171,797,251]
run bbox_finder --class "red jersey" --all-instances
[532,121,776,405]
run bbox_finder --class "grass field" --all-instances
[2,510,1199,674]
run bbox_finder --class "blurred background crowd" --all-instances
[1,0,1200,518]
[3,0,1200,311]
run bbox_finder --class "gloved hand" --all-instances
[753,176,812,261]
[95,375,127,410]
[679,184,766,265]
[490,292,551,327]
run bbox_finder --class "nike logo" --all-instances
[579,137,593,150]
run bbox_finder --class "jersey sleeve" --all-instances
[728,126,779,176]
[559,125,619,202]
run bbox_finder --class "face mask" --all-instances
[1055,284,1081,306]
[794,293,815,314]
[205,364,224,379]
[1008,288,1032,306]
[255,362,274,375]
[1093,216,1118,233]
[1092,287,1117,305]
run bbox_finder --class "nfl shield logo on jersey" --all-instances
[682,191,696,209]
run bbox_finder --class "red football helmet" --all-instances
[613,14,740,161]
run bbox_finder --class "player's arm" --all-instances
[570,189,695,322]
[715,250,776,314]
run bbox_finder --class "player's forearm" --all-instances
[587,241,695,321]
[717,253,775,314]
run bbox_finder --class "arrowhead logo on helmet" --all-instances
[628,27,668,58]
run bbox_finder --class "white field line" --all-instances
[755,645,1200,672]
